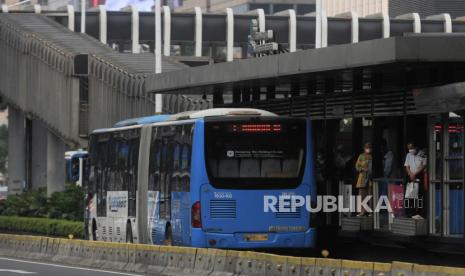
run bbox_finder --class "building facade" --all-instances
[1,0,69,10]
[175,0,316,15]
[389,0,465,17]
[321,0,388,17]
[175,0,465,18]
[321,0,465,17]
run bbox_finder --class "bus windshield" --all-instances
[204,118,306,189]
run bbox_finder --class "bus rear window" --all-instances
[204,119,306,189]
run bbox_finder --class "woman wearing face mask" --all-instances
[355,143,373,217]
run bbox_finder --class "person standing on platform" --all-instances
[355,142,373,217]
[404,142,427,219]
[382,140,399,179]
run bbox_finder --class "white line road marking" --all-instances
[0,257,144,276]
[0,269,36,274]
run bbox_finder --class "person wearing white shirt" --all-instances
[404,142,426,219]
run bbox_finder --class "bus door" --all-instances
[148,126,172,244]
[150,124,193,245]
[159,126,175,225]
[148,126,165,244]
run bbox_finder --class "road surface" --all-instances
[0,257,145,276]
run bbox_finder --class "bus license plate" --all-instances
[244,234,268,241]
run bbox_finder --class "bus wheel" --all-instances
[164,225,173,246]
[126,222,134,243]
[91,220,97,241]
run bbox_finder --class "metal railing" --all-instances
[338,178,405,231]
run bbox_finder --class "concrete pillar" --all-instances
[7,107,26,195]
[9,114,66,196]
[30,119,66,195]
[31,119,48,189]
[46,130,65,196]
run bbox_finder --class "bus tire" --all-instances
[164,224,173,246]
[126,222,134,243]
[91,219,97,241]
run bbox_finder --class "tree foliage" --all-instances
[0,184,85,221]
[47,184,85,221]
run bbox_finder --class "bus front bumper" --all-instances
[192,228,316,249]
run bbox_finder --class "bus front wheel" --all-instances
[164,225,173,246]
[126,222,134,243]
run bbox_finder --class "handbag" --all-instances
[405,181,419,199]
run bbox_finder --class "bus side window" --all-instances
[179,124,193,192]
[149,127,162,192]
[172,125,183,192]
[148,124,193,195]
[110,134,121,192]
[173,142,181,174]
[128,129,140,218]
[158,127,171,218]
[82,158,89,189]
[71,158,80,181]
[95,133,110,217]
[163,126,175,198]
[88,137,97,208]
[111,131,128,192]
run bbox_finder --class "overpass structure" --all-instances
[1,6,465,198]
[0,12,210,195]
[3,6,465,59]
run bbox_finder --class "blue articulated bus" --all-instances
[86,108,316,248]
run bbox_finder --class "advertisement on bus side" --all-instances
[107,191,128,218]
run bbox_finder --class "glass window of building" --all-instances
[233,47,243,59]
[231,4,249,13]
[213,46,227,62]
[249,4,271,14]
[273,4,294,13]
[273,4,293,14]
[297,4,315,15]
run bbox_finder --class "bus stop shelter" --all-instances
[147,34,465,252]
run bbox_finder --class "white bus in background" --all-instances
[65,151,88,187]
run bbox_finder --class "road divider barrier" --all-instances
[0,233,464,276]
[374,262,392,276]
[392,261,415,276]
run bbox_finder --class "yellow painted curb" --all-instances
[341,260,374,270]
